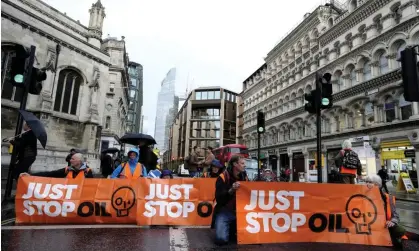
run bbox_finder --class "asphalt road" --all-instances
[1,225,396,251]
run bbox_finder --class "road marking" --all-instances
[1,218,15,225]
[1,225,210,230]
[170,227,189,251]
[1,225,147,230]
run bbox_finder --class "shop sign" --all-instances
[381,150,405,160]
[250,152,257,157]
[404,150,415,158]
[268,149,276,155]
[350,136,369,142]
[293,152,304,159]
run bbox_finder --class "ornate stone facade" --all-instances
[1,0,129,172]
[241,0,419,182]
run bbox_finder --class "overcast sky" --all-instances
[43,0,321,137]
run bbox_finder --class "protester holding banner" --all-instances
[111,148,147,179]
[366,174,408,248]
[20,153,93,179]
[212,155,248,245]
[202,159,223,178]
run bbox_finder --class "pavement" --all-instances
[0,225,402,251]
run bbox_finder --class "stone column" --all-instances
[394,103,400,122]
[277,155,281,177]
[410,102,419,119]
[360,109,366,127]
[303,151,309,182]
[373,105,379,123]
[310,60,318,72]
[288,152,293,182]
[335,116,340,132]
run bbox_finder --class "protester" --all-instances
[202,159,223,178]
[66,148,77,167]
[335,140,362,184]
[212,155,248,245]
[10,122,38,181]
[200,147,215,173]
[138,141,158,172]
[377,165,390,193]
[111,148,147,179]
[20,153,93,179]
[365,174,408,247]
[101,153,114,178]
[160,169,173,179]
[185,146,201,177]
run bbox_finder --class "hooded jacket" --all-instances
[110,148,147,178]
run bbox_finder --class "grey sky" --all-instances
[43,0,320,137]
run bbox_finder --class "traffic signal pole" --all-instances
[315,72,322,183]
[257,132,261,181]
[3,46,36,202]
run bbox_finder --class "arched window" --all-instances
[350,67,357,86]
[384,97,395,123]
[105,116,111,129]
[1,46,24,102]
[53,69,83,115]
[399,95,412,120]
[349,0,357,11]
[379,53,389,74]
[365,102,374,126]
[363,60,371,81]
[396,42,407,67]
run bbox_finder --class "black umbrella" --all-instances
[19,110,47,148]
[120,133,157,146]
[101,147,120,154]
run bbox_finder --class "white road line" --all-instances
[1,225,210,230]
[169,227,189,251]
[1,225,146,230]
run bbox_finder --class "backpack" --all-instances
[341,150,360,170]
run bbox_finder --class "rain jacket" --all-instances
[111,148,147,178]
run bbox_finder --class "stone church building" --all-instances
[1,0,130,172]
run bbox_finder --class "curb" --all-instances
[395,197,419,203]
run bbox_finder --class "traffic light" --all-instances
[10,45,29,87]
[28,68,47,95]
[320,72,333,109]
[400,47,419,102]
[304,90,318,114]
[257,110,265,134]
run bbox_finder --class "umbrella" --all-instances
[101,147,120,154]
[120,133,157,146]
[19,110,47,148]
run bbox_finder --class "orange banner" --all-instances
[236,182,392,246]
[15,177,138,224]
[136,178,216,225]
[15,177,216,225]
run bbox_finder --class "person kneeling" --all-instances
[366,174,408,248]
[212,155,248,245]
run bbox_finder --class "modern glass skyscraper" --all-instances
[127,61,143,133]
[154,68,177,153]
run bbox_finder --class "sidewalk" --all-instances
[387,183,419,203]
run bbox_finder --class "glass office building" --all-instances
[154,68,177,153]
[127,61,143,133]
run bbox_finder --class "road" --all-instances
[397,200,419,234]
[1,225,396,251]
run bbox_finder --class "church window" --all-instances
[54,69,82,115]
[1,46,24,102]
